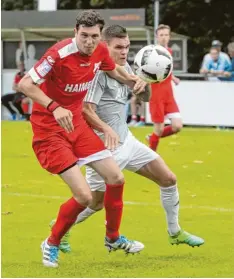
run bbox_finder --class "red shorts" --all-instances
[32,124,111,174]
[150,85,180,123]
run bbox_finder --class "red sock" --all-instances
[149,132,160,151]
[48,197,85,246]
[104,183,124,241]
[140,116,145,122]
[161,125,175,138]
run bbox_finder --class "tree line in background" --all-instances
[2,0,234,72]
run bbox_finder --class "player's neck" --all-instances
[79,51,89,57]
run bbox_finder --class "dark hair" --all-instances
[76,10,105,31]
[156,24,171,34]
[102,25,128,42]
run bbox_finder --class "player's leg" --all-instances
[135,155,204,247]
[87,158,124,239]
[147,100,165,151]
[21,97,33,120]
[1,94,18,119]
[135,100,145,126]
[75,167,106,224]
[75,125,124,242]
[125,135,204,247]
[163,89,183,136]
[55,150,144,254]
[88,150,144,253]
[43,165,92,267]
[169,116,183,133]
[33,134,92,267]
[73,134,144,253]
[49,167,105,254]
[128,94,138,126]
[148,122,164,151]
[12,93,26,117]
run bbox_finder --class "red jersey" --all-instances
[28,38,115,133]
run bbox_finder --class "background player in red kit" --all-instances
[19,10,145,268]
[148,24,183,151]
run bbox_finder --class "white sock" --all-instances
[160,184,181,236]
[75,207,96,224]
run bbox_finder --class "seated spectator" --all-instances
[226,42,234,81]
[202,40,231,67]
[1,62,27,120]
[200,47,231,81]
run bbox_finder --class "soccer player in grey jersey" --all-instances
[52,25,204,253]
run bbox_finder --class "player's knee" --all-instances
[105,172,125,185]
[154,127,164,137]
[73,193,93,207]
[159,172,177,187]
[172,122,183,133]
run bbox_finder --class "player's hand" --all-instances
[103,126,119,151]
[129,75,148,95]
[173,76,180,85]
[53,107,74,133]
[223,71,231,77]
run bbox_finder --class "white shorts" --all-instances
[86,131,159,191]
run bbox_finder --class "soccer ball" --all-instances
[134,44,173,83]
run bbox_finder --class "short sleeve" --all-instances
[84,71,106,105]
[28,47,59,84]
[224,60,232,72]
[99,43,116,71]
[201,54,210,68]
[204,60,211,70]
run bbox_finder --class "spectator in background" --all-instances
[200,47,231,81]
[26,44,38,69]
[15,41,24,66]
[202,40,231,67]
[227,42,234,81]
[1,62,27,120]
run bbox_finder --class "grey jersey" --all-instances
[84,63,133,143]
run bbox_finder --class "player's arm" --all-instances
[172,74,180,85]
[18,51,74,133]
[99,43,147,94]
[200,59,210,74]
[82,103,119,151]
[106,65,147,94]
[18,74,53,107]
[83,71,119,150]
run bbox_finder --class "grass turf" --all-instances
[1,121,234,277]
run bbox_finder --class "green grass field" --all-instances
[2,121,234,278]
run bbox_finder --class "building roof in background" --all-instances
[1,9,188,41]
[2,9,145,29]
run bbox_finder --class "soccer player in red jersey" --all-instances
[18,10,145,268]
[148,25,183,151]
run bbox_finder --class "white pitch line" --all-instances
[130,127,234,132]
[4,192,234,213]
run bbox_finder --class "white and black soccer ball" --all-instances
[134,44,173,83]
